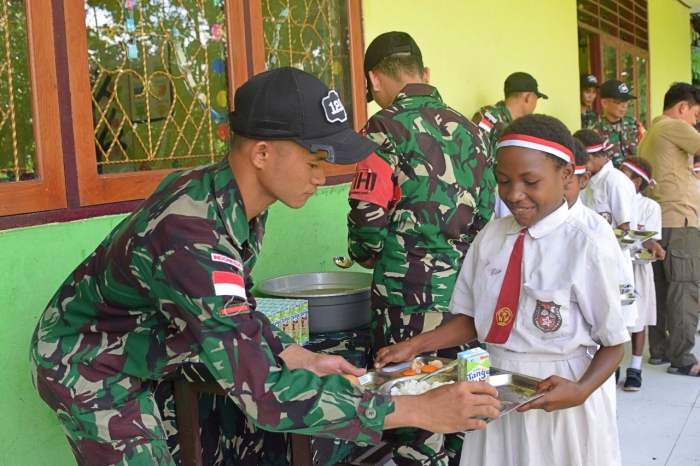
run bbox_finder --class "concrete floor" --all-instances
[617,327,700,466]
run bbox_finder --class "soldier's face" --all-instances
[260,141,327,209]
[601,99,628,120]
[581,88,596,107]
[496,147,572,227]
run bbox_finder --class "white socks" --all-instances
[630,355,643,370]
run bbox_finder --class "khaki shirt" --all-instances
[639,115,700,228]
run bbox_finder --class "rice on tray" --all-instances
[390,379,455,396]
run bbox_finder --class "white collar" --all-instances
[506,200,570,239]
[589,160,613,187]
[569,198,582,216]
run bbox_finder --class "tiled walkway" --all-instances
[618,328,700,466]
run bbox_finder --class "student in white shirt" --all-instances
[619,157,666,391]
[578,129,639,331]
[375,115,628,466]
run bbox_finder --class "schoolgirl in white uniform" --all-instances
[619,157,666,390]
[578,129,639,329]
[375,115,628,466]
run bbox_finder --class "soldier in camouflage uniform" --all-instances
[348,32,496,466]
[471,72,548,158]
[580,73,599,129]
[588,79,646,168]
[31,67,502,466]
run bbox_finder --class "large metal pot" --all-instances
[258,272,372,334]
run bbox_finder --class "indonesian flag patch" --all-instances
[212,271,246,299]
[478,118,494,133]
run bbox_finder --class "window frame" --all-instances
[63,0,254,206]
[0,0,66,216]
[248,0,368,179]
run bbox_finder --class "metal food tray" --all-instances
[627,230,657,241]
[621,290,641,306]
[377,356,454,374]
[632,251,656,265]
[614,230,658,250]
[360,366,544,425]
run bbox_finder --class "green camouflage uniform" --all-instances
[588,115,645,168]
[348,84,494,466]
[581,108,598,130]
[471,100,512,159]
[30,158,394,465]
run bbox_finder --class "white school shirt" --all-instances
[450,201,629,354]
[570,198,631,286]
[635,193,662,240]
[581,160,637,229]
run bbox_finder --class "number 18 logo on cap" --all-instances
[322,90,347,123]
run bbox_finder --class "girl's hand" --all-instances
[648,241,666,260]
[517,375,589,412]
[374,340,420,369]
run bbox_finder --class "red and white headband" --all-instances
[497,134,573,163]
[694,163,700,172]
[586,140,612,153]
[621,161,651,184]
[574,164,587,175]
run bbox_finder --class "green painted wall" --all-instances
[363,0,581,131]
[648,0,691,118]
[0,185,358,465]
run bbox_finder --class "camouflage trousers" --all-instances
[32,369,174,466]
[370,307,467,466]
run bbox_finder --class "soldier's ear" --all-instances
[250,141,271,169]
[423,67,431,85]
[368,71,382,94]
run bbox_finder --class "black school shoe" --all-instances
[615,367,620,385]
[623,368,642,391]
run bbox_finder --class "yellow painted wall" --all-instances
[648,0,691,118]
[362,0,581,130]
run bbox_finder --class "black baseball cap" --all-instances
[364,31,422,103]
[228,67,377,165]
[504,72,548,99]
[580,73,599,89]
[600,79,637,101]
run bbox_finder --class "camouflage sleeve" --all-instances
[347,118,399,263]
[153,244,394,443]
[468,164,496,242]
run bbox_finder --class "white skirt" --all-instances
[620,250,639,327]
[459,349,621,466]
[629,263,656,333]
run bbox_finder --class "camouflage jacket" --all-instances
[348,84,495,314]
[30,159,393,444]
[588,115,645,168]
[581,108,598,130]
[471,100,512,159]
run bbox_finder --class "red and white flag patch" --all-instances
[212,271,246,299]
[211,253,242,270]
[478,118,494,133]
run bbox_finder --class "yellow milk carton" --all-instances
[458,348,490,382]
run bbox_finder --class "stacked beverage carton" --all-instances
[256,298,309,346]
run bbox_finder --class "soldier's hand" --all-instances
[411,381,501,433]
[374,340,419,369]
[308,353,366,378]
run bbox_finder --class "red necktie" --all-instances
[484,228,527,344]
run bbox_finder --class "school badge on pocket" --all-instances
[533,300,562,333]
